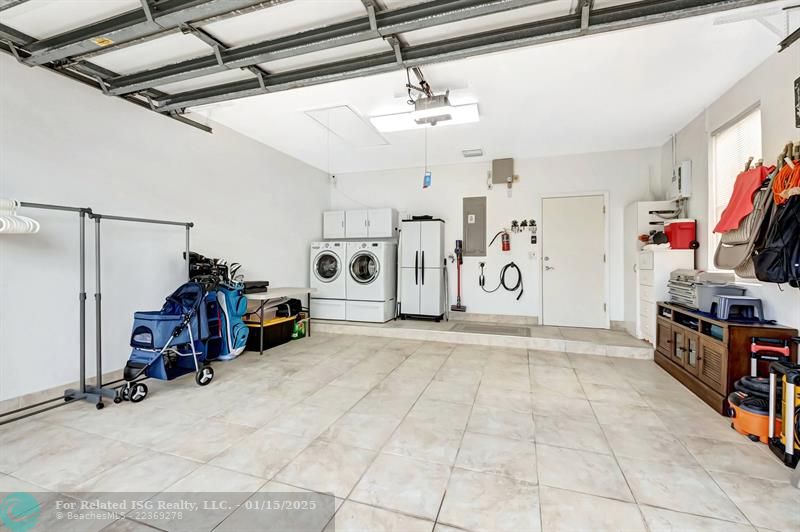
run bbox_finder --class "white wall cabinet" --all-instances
[367,208,396,238]
[345,210,370,238]
[323,210,346,239]
[323,208,397,239]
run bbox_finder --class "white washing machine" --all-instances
[346,241,397,323]
[309,241,346,320]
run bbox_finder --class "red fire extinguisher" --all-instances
[490,230,511,252]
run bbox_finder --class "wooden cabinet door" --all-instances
[656,319,672,354]
[671,329,686,366]
[698,338,727,394]
[684,331,700,377]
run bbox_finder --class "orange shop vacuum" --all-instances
[728,338,790,443]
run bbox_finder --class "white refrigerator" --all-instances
[399,219,445,319]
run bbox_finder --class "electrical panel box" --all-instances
[463,196,486,257]
[671,160,692,200]
[492,158,514,184]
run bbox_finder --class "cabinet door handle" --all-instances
[415,251,419,285]
[421,251,425,284]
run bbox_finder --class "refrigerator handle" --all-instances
[421,251,425,284]
[415,251,419,285]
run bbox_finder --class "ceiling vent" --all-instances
[462,149,484,158]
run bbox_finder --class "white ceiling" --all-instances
[190,4,796,174]
[1,1,796,174]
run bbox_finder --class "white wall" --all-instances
[658,47,800,330]
[0,55,329,401]
[331,148,661,322]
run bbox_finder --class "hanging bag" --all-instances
[753,194,800,287]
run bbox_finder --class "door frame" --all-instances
[539,192,610,329]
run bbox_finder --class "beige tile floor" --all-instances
[1,333,798,532]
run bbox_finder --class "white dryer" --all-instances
[310,241,346,320]
[346,241,397,322]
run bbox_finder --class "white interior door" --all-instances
[542,195,607,328]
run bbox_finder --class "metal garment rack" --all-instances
[87,212,193,406]
[0,202,192,424]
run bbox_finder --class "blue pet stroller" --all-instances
[117,281,215,403]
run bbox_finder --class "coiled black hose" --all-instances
[479,262,524,300]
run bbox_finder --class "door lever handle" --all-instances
[545,265,555,271]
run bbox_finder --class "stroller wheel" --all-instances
[195,366,214,386]
[96,402,104,410]
[119,385,131,402]
[130,383,148,403]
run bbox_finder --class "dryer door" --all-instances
[349,251,379,285]
[314,251,342,283]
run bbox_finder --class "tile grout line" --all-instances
[133,338,371,531]
[266,342,421,483]
[575,356,654,532]
[611,356,763,528]
[432,347,486,531]
[323,341,456,527]
[529,348,545,532]
[214,336,406,532]
[603,356,656,532]
[673,425,759,529]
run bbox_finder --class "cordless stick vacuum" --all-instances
[451,240,467,312]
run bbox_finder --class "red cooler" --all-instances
[664,219,698,249]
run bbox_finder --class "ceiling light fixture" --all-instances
[371,103,479,133]
[371,66,480,133]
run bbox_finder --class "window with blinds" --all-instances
[709,107,762,266]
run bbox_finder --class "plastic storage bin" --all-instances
[245,316,296,351]
[664,219,697,249]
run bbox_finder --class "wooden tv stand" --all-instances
[654,302,797,415]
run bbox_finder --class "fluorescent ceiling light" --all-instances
[370,103,479,133]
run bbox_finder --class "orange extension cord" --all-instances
[772,161,800,205]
